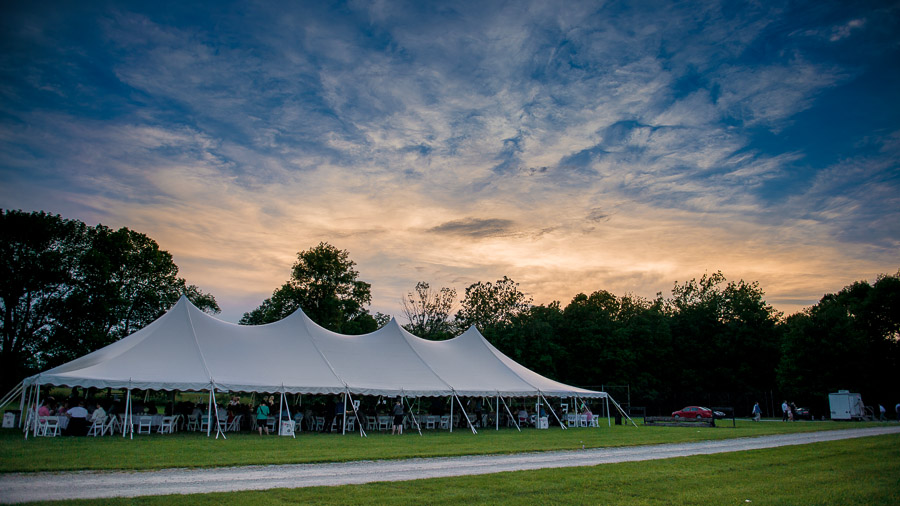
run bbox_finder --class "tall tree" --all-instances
[240,242,379,334]
[778,272,900,412]
[401,281,457,340]
[45,225,219,366]
[455,276,532,331]
[0,210,219,389]
[665,271,780,403]
[0,211,85,389]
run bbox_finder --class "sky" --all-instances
[1,0,898,323]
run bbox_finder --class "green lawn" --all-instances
[1,420,894,473]
[17,433,900,505]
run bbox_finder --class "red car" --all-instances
[672,406,713,419]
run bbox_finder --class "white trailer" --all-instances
[829,390,865,420]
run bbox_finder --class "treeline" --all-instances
[242,242,900,417]
[0,210,219,391]
[4,210,898,417]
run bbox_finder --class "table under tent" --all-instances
[16,296,632,438]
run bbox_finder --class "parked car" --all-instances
[672,406,711,419]
[793,406,811,420]
[672,406,728,419]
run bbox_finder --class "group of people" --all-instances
[36,397,107,436]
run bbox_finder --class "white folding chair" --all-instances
[266,417,277,433]
[158,416,175,434]
[365,416,376,431]
[199,415,210,433]
[138,416,153,434]
[378,416,391,431]
[426,415,436,429]
[186,414,199,431]
[87,416,106,437]
[439,415,450,429]
[315,416,325,431]
[345,415,355,431]
[102,415,119,436]
[39,417,60,437]
[567,414,576,427]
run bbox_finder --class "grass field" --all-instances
[1,420,895,473]
[13,433,900,505]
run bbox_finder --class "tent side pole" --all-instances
[605,396,611,427]
[20,383,32,433]
[124,389,132,439]
[345,389,367,438]
[452,394,477,435]
[540,393,565,430]
[206,389,213,437]
[499,396,520,432]
[402,396,422,436]
[496,396,499,431]
[342,392,347,436]
[212,387,226,440]
[449,394,453,433]
[27,383,40,439]
[280,389,294,439]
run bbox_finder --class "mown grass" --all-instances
[1,420,893,473]
[18,433,900,505]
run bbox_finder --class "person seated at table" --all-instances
[517,408,530,426]
[582,405,593,424]
[65,400,89,436]
[90,402,106,425]
[38,401,52,419]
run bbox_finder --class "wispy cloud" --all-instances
[1,0,897,321]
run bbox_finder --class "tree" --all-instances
[401,282,457,340]
[0,210,219,389]
[44,225,219,366]
[454,276,532,332]
[0,211,85,389]
[240,242,379,333]
[664,271,780,405]
[778,272,900,412]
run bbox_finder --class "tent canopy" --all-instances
[25,296,606,399]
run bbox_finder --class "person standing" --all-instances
[879,404,886,421]
[781,400,789,422]
[392,399,404,435]
[752,402,761,422]
[256,401,270,435]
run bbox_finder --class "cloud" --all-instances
[428,218,518,238]
[1,0,897,322]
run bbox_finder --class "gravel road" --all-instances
[2,426,897,504]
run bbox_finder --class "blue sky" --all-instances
[1,0,898,322]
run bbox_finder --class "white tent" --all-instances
[20,296,626,436]
[25,296,606,399]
